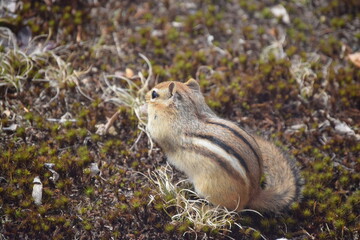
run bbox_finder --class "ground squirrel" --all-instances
[143,79,302,212]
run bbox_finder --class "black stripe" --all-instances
[176,92,183,101]
[191,133,250,173]
[186,95,207,120]
[207,120,262,168]
[184,146,243,180]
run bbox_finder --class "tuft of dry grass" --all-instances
[101,53,154,152]
[0,27,91,104]
[260,34,286,62]
[290,53,319,99]
[143,164,264,238]
[0,27,35,93]
[38,51,93,105]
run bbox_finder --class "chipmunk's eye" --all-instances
[151,90,159,99]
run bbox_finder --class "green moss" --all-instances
[177,222,189,233]
[53,196,69,209]
[302,209,312,217]
[164,223,175,233]
[252,230,262,240]
[319,36,341,57]
[85,186,95,197]
[130,197,143,210]
[330,17,345,28]
[261,8,272,18]
[83,221,92,231]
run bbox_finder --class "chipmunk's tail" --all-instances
[248,136,303,213]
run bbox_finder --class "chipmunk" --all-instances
[143,79,302,212]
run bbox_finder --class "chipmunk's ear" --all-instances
[185,78,200,92]
[168,82,176,97]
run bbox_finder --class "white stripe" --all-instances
[191,137,249,186]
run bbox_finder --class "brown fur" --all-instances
[145,79,302,212]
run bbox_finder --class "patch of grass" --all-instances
[0,27,91,104]
[101,53,154,152]
[289,54,319,99]
[143,165,260,236]
[0,27,35,92]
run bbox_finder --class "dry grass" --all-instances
[101,53,154,152]
[0,27,35,93]
[143,164,264,239]
[290,53,319,99]
[0,27,90,104]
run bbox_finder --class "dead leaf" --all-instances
[348,52,360,68]
[267,28,278,38]
[125,68,134,78]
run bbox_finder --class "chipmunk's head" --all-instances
[143,79,215,146]
[144,78,214,119]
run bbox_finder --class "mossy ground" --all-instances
[1,0,359,239]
